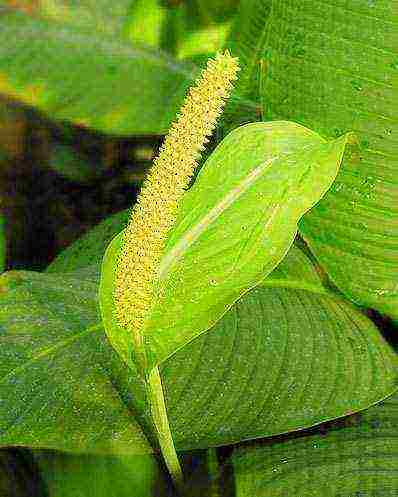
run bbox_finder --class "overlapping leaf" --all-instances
[256,0,398,317]
[231,392,398,496]
[162,284,397,450]
[0,268,152,455]
[1,204,396,456]
[0,258,396,455]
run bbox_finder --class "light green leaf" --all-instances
[0,269,152,455]
[127,0,166,48]
[231,392,398,496]
[0,9,195,135]
[34,451,169,497]
[28,0,134,38]
[259,0,398,318]
[100,121,351,372]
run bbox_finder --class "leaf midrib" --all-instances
[159,157,276,279]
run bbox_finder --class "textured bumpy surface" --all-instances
[114,52,239,348]
[261,0,398,317]
[232,392,398,496]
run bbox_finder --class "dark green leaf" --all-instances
[46,209,130,273]
[49,144,98,183]
[35,451,170,497]
[0,269,152,455]
[162,285,397,450]
[231,392,398,496]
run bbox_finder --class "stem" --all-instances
[147,366,184,493]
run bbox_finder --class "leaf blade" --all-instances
[0,9,195,135]
[259,0,398,317]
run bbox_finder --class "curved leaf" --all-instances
[0,269,152,455]
[161,285,398,450]
[259,0,398,317]
[0,9,195,135]
[100,121,351,372]
[46,209,130,273]
[1,255,396,454]
[231,392,398,496]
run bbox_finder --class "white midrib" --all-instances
[158,157,277,279]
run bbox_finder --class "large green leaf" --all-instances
[1,260,396,455]
[34,451,170,497]
[162,285,397,450]
[100,121,351,372]
[0,268,152,455]
[231,391,398,496]
[258,0,398,318]
[0,9,195,135]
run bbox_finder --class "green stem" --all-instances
[147,366,184,493]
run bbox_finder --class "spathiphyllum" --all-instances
[114,51,240,351]
[111,52,240,488]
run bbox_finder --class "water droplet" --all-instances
[351,80,363,91]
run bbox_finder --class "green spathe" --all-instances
[100,121,352,373]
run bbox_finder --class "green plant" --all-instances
[0,1,396,496]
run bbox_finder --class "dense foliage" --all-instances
[0,1,396,496]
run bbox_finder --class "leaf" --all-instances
[222,0,271,129]
[34,451,170,497]
[27,0,134,38]
[100,121,351,372]
[160,0,238,59]
[260,241,327,294]
[0,9,195,135]
[259,0,398,318]
[127,0,166,48]
[161,284,398,450]
[231,392,398,496]
[0,269,152,455]
[1,254,396,455]
[226,0,271,100]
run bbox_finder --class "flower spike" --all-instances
[115,51,240,346]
